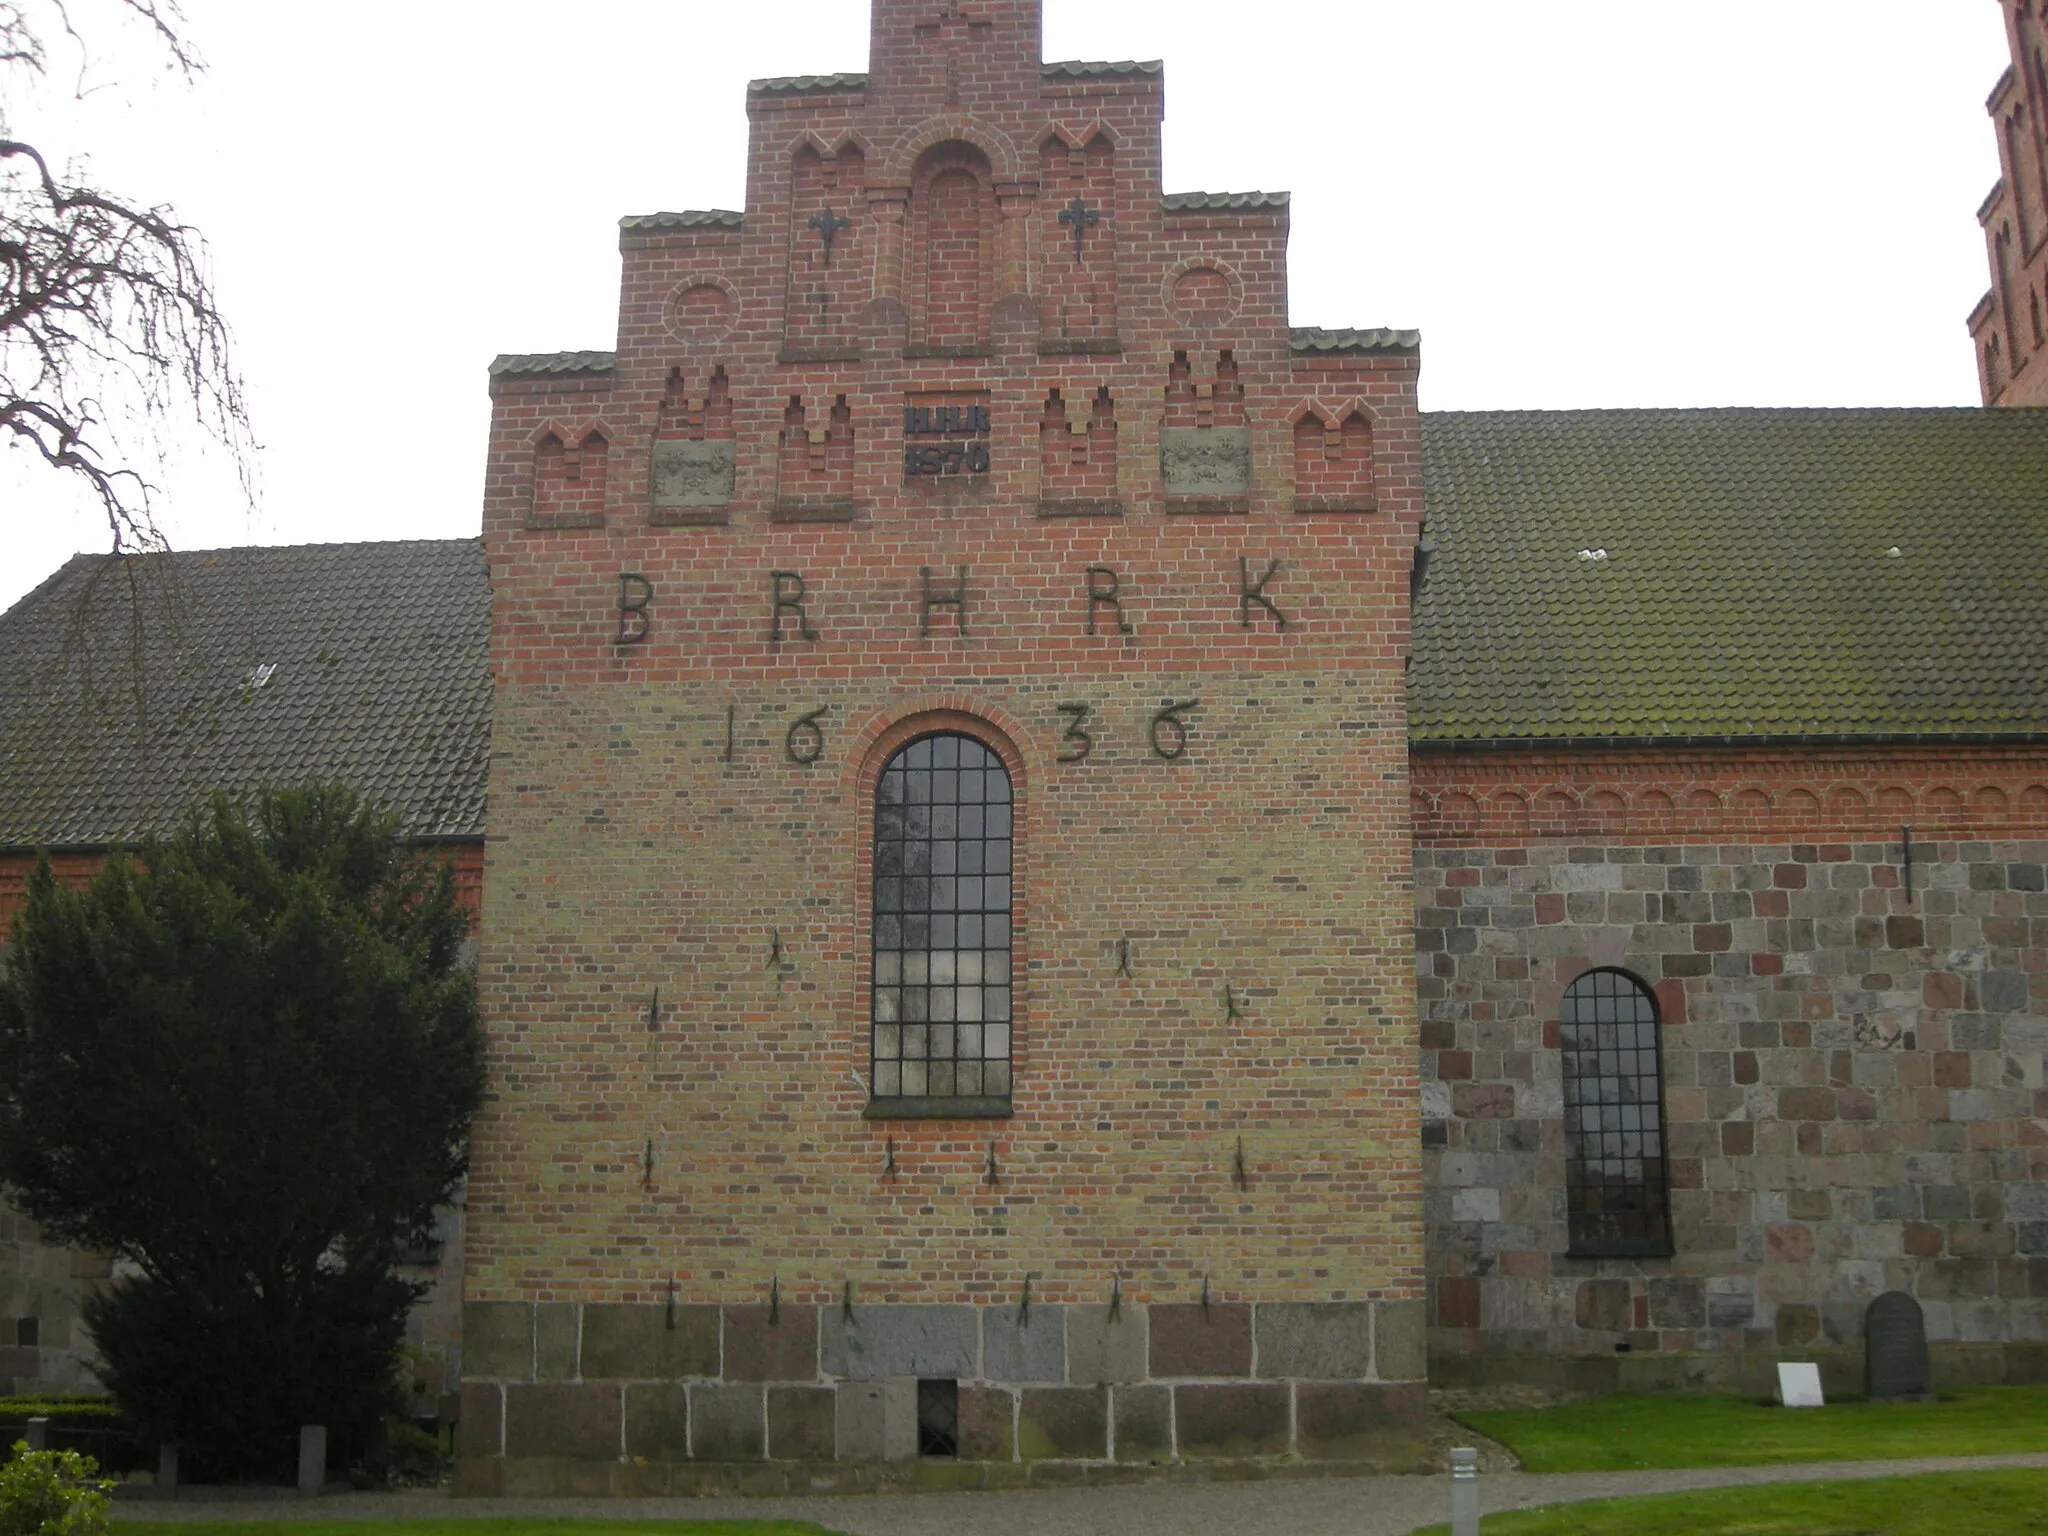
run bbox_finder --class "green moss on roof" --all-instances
[0,541,491,847]
[1412,407,2048,743]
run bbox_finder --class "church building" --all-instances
[0,0,2043,1493]
[452,0,2048,1491]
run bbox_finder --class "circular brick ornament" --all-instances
[665,278,738,345]
[1167,262,1241,329]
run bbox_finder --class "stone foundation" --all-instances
[454,1299,1431,1494]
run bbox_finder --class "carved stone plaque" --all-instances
[652,440,736,509]
[1864,1291,1932,1401]
[1161,426,1251,497]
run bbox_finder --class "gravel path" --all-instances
[116,1451,2048,1534]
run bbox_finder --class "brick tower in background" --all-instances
[462,0,1429,1489]
[1972,0,2048,404]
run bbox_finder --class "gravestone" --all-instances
[1865,1291,1933,1401]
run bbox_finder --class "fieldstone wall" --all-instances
[1417,833,2048,1393]
[454,1298,1430,1495]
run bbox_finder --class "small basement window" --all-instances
[917,1379,959,1457]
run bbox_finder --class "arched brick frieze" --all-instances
[1411,748,2048,844]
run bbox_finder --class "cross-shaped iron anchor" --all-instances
[1059,196,1100,262]
[808,207,853,264]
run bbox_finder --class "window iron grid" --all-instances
[872,733,1013,1101]
[916,1379,959,1458]
[1560,969,1673,1257]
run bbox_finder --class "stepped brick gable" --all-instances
[466,0,1429,1491]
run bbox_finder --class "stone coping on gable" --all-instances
[489,351,617,378]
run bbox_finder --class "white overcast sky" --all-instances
[0,0,2016,609]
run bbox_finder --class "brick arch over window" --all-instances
[908,140,997,350]
[862,715,1021,1119]
[1560,968,1674,1259]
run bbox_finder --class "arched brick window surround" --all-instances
[856,710,1025,1120]
[1560,968,1675,1259]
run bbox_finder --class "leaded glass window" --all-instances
[870,733,1013,1110]
[1560,969,1674,1258]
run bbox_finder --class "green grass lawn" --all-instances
[1410,1469,2048,1535]
[1451,1383,2048,1472]
[116,1525,845,1536]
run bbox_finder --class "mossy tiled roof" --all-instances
[1412,408,2048,744]
[0,541,491,848]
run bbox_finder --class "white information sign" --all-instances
[1777,1361,1826,1408]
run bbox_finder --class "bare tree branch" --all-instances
[1,0,246,554]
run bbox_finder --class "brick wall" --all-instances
[1415,746,2048,1393]
[466,0,1430,1484]
[1971,1,2048,406]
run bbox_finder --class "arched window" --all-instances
[1560,969,1673,1257]
[870,733,1013,1113]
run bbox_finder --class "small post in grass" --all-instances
[1450,1446,1480,1536]
[22,1417,46,1452]
[157,1442,178,1489]
[297,1424,327,1496]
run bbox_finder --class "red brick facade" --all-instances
[464,0,1430,1489]
[1972,1,2048,405]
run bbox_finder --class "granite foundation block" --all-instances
[725,1304,819,1383]
[835,1379,918,1462]
[822,1305,978,1381]
[766,1386,835,1461]
[1295,1382,1432,1466]
[504,1383,619,1461]
[689,1384,765,1461]
[1112,1384,1173,1463]
[581,1303,719,1380]
[1173,1383,1289,1458]
[536,1302,580,1381]
[1149,1304,1252,1378]
[982,1304,1065,1382]
[462,1302,533,1380]
[1017,1386,1108,1461]
[458,1382,502,1458]
[623,1383,689,1460]
[1255,1302,1374,1379]
[1067,1303,1148,1384]
[957,1385,1016,1461]
[1375,1300,1429,1381]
